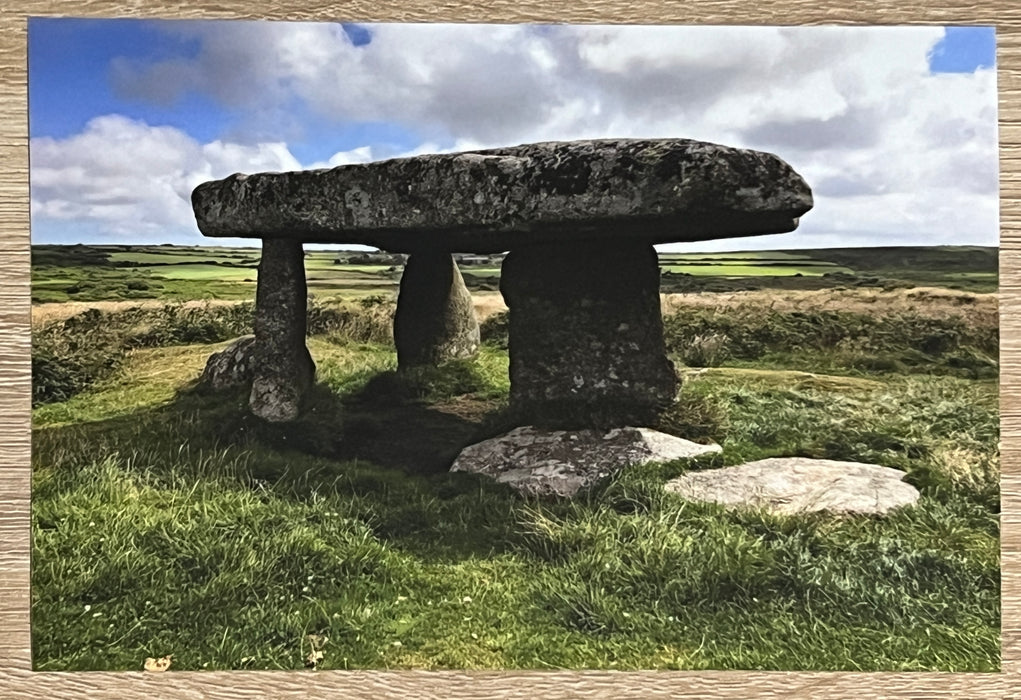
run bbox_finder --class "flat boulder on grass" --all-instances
[199,335,257,390]
[664,457,920,516]
[451,426,722,498]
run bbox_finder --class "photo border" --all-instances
[1,1,1018,697]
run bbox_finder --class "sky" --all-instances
[27,20,999,252]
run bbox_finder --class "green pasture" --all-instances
[107,252,259,265]
[660,264,854,277]
[148,265,260,281]
[30,244,999,304]
[658,251,813,262]
[461,268,502,278]
[305,261,396,274]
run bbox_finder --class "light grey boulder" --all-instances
[199,335,257,390]
[664,457,920,516]
[451,425,722,498]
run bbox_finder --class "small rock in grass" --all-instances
[199,335,258,390]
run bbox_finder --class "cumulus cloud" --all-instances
[31,114,301,238]
[33,22,999,248]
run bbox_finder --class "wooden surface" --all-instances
[1,1,1018,697]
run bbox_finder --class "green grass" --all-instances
[33,243,1000,303]
[32,246,407,303]
[107,252,258,265]
[146,265,259,280]
[658,252,811,261]
[660,264,854,277]
[31,297,999,672]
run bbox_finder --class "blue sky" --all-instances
[28,21,999,250]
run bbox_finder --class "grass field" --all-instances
[31,244,999,304]
[660,264,853,277]
[29,244,999,672]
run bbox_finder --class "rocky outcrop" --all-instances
[199,335,257,390]
[664,457,920,516]
[249,239,315,422]
[451,425,722,498]
[393,252,480,368]
[192,139,813,253]
[501,241,677,428]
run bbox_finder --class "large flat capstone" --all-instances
[192,139,813,253]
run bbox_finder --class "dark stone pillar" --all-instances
[250,238,315,422]
[500,241,677,428]
[394,252,480,369]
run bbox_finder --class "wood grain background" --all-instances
[1,2,1018,697]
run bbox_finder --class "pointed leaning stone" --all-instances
[393,252,480,368]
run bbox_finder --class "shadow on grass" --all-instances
[33,365,537,562]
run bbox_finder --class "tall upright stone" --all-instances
[394,252,480,368]
[250,239,315,422]
[501,241,677,428]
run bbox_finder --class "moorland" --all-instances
[31,243,1000,672]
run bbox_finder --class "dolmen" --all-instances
[192,139,812,432]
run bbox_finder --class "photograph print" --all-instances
[29,19,1000,672]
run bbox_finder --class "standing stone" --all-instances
[394,252,480,368]
[250,239,315,422]
[500,241,678,428]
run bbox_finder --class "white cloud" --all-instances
[31,115,301,240]
[34,23,999,248]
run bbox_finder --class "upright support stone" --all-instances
[394,252,480,368]
[250,238,315,422]
[500,241,678,428]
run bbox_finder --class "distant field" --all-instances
[660,264,853,277]
[148,265,259,280]
[32,245,403,303]
[30,243,999,304]
[658,251,817,262]
[106,252,259,265]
